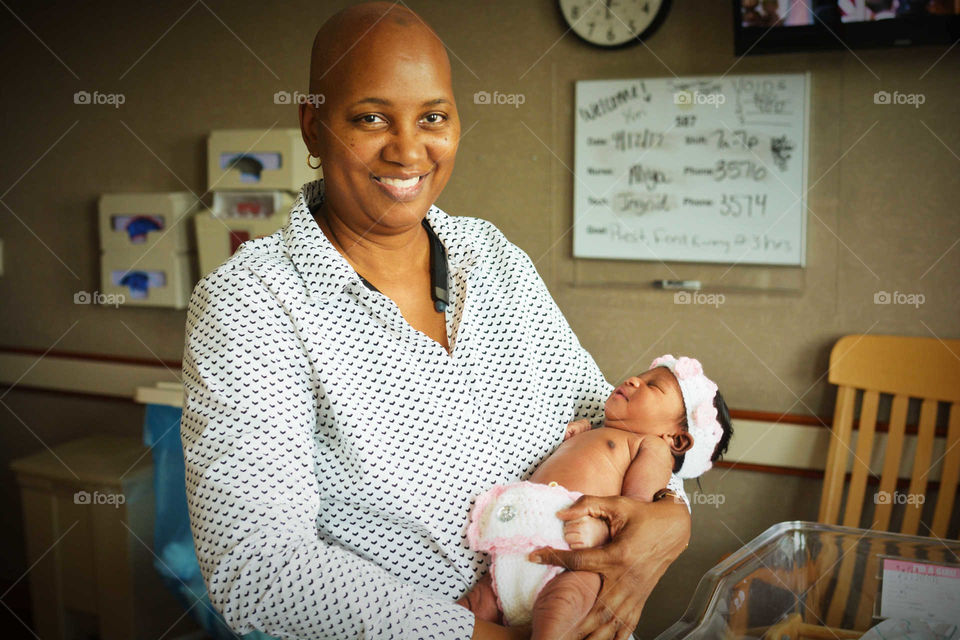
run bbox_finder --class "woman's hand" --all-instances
[528,495,690,640]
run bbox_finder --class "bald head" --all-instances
[308,2,451,102]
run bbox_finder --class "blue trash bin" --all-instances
[143,402,279,640]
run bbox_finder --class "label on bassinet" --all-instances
[880,558,960,624]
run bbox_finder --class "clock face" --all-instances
[558,0,670,48]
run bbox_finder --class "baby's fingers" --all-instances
[564,418,591,440]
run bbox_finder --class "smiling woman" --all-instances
[180,3,691,640]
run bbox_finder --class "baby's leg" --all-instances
[531,570,601,640]
[456,572,500,623]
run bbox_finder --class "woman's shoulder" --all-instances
[190,231,302,308]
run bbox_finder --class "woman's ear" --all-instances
[670,432,693,454]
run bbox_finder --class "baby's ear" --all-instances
[671,432,693,454]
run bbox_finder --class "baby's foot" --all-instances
[563,515,610,549]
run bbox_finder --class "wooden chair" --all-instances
[818,334,960,535]
[814,334,960,630]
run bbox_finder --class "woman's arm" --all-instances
[529,496,691,640]
[182,268,474,639]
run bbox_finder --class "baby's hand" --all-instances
[564,418,591,441]
[562,515,610,549]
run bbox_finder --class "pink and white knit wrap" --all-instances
[466,481,582,626]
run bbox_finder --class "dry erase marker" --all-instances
[655,280,702,290]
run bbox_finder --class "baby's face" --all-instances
[604,366,686,436]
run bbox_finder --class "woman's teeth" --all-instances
[378,176,420,188]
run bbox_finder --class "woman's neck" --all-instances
[313,202,429,281]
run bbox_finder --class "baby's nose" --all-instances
[625,376,642,387]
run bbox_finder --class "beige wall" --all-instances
[1,0,958,636]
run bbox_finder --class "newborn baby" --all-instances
[459,355,733,639]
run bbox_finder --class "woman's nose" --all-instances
[382,123,428,166]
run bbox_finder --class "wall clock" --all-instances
[558,0,671,48]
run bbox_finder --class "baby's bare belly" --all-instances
[528,427,637,497]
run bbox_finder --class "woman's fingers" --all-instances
[528,545,611,572]
[556,495,631,536]
[583,613,625,640]
[579,596,636,640]
[614,623,634,640]
[572,561,642,640]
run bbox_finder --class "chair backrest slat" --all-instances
[843,390,879,528]
[819,385,856,525]
[873,394,909,531]
[901,398,939,535]
[931,404,960,537]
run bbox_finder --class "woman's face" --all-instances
[302,29,459,230]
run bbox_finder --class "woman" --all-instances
[181,3,691,639]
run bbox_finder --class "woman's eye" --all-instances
[355,114,386,125]
[422,112,446,125]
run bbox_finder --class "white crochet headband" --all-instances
[649,354,722,479]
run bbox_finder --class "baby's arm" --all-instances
[621,435,675,502]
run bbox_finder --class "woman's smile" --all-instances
[371,170,431,202]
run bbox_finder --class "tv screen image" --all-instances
[734,0,960,54]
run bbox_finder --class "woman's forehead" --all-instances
[320,47,452,110]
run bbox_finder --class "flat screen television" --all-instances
[734,0,960,55]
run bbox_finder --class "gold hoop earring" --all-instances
[307,153,322,170]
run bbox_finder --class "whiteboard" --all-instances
[573,73,809,266]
